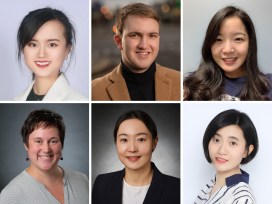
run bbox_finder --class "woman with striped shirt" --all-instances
[195,109,258,204]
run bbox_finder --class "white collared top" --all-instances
[10,73,88,101]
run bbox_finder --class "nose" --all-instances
[218,142,227,155]
[38,45,47,58]
[138,36,149,50]
[222,41,235,54]
[128,140,138,153]
[42,143,51,153]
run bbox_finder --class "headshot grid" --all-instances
[2,0,272,203]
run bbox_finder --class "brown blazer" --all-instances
[92,63,180,101]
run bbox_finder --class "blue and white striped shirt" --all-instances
[195,169,256,204]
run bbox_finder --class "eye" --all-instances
[235,38,243,41]
[230,141,237,146]
[130,34,138,37]
[51,140,57,144]
[49,43,57,47]
[138,138,145,142]
[35,140,42,144]
[120,138,127,142]
[215,38,222,42]
[150,34,156,38]
[29,43,37,47]
[213,138,219,143]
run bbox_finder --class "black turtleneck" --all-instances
[121,60,156,101]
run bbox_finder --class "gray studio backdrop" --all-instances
[0,0,89,100]
[92,103,180,185]
[183,0,272,75]
[0,103,89,192]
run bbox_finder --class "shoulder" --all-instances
[10,82,34,101]
[163,174,180,186]
[0,171,29,203]
[63,167,89,184]
[156,64,180,79]
[230,182,256,203]
[63,85,89,101]
[93,170,122,187]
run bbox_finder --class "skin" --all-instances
[211,16,249,78]
[23,20,71,95]
[24,126,64,204]
[114,15,160,73]
[116,119,158,186]
[208,125,254,197]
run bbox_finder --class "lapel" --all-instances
[110,169,125,204]
[143,162,164,204]
[106,64,131,101]
[43,73,69,101]
[155,64,172,101]
[13,80,34,101]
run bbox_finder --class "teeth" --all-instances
[36,62,50,65]
[224,58,236,61]
[217,158,227,161]
[40,156,51,159]
[138,52,148,55]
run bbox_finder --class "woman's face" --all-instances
[116,119,158,171]
[25,126,62,171]
[208,125,252,175]
[23,20,71,80]
[211,16,249,78]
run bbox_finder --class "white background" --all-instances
[183,0,272,75]
[183,102,272,203]
[0,0,89,100]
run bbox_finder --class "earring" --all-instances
[26,153,29,161]
[60,154,63,160]
[65,56,68,60]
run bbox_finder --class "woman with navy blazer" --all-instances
[92,110,180,204]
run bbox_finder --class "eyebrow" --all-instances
[214,133,240,141]
[32,136,59,140]
[218,32,246,36]
[31,39,60,42]
[118,132,148,137]
[128,32,159,35]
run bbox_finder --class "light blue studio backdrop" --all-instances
[183,0,272,75]
[0,0,89,100]
[183,103,272,203]
[0,103,89,192]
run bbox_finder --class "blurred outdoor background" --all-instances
[92,0,180,80]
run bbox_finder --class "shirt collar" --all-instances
[225,169,249,187]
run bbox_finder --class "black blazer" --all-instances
[92,162,180,204]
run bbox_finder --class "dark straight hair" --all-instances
[17,7,76,78]
[184,6,270,101]
[203,109,259,165]
[113,110,157,142]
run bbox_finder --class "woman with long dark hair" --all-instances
[184,6,272,101]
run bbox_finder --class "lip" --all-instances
[216,157,228,164]
[35,61,51,68]
[38,155,53,161]
[127,156,141,161]
[136,52,150,58]
[222,58,237,64]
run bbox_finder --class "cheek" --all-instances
[116,144,126,156]
[238,45,249,57]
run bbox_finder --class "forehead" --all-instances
[219,16,248,35]
[29,126,60,139]
[31,20,66,40]
[216,125,245,141]
[123,15,159,34]
[117,119,151,136]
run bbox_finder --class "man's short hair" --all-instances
[115,3,161,36]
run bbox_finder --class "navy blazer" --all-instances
[92,162,180,204]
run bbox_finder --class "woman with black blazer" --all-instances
[92,110,180,204]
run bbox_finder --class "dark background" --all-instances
[92,103,180,185]
[0,103,89,192]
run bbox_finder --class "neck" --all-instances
[26,163,63,185]
[215,166,241,187]
[122,59,151,74]
[33,73,59,95]
[124,162,153,187]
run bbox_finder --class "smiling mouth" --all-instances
[127,156,141,161]
[216,157,228,163]
[38,155,53,161]
[35,61,51,68]
[136,52,150,57]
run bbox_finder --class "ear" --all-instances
[24,143,29,152]
[243,145,254,158]
[152,136,159,151]
[65,44,72,57]
[114,35,123,50]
